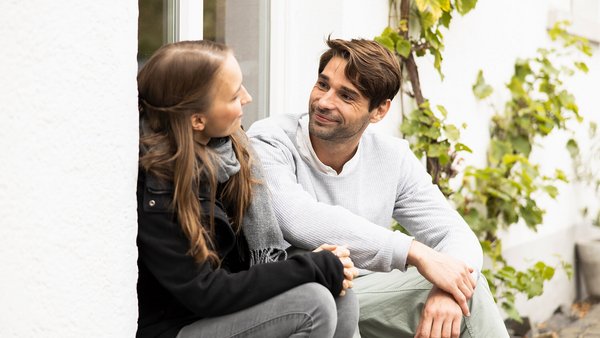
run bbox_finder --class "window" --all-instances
[138,0,270,126]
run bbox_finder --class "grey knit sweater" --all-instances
[247,112,482,273]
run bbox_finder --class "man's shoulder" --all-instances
[247,112,304,141]
[361,128,411,154]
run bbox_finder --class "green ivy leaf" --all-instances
[456,0,477,15]
[418,9,437,30]
[473,70,493,100]
[566,138,579,158]
[439,10,452,28]
[374,35,395,52]
[454,142,472,153]
[444,124,460,141]
[575,61,589,73]
[489,140,512,165]
[428,143,449,157]
[543,185,559,199]
[555,169,568,182]
[510,135,532,157]
[415,0,444,23]
[396,38,411,58]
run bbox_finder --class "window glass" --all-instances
[137,0,270,124]
[138,0,167,66]
[203,0,225,43]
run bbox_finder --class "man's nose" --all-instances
[318,90,335,110]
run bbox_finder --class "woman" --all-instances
[136,40,359,338]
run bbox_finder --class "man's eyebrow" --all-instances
[339,86,360,98]
[318,74,330,81]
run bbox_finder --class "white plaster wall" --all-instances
[267,0,600,323]
[0,1,139,336]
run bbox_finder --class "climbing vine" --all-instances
[375,0,592,321]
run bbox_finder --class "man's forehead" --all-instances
[320,58,361,92]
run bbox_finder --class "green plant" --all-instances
[375,0,592,320]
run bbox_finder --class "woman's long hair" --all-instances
[137,40,253,266]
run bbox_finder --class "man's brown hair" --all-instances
[318,38,401,111]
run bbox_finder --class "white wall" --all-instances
[267,0,600,324]
[0,1,139,336]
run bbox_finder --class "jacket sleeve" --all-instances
[137,176,344,318]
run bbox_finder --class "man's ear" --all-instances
[190,113,206,131]
[369,99,391,123]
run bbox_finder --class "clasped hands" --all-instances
[314,244,359,296]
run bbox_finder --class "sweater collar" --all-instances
[296,113,361,177]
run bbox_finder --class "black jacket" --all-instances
[136,170,344,338]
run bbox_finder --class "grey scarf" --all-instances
[209,137,288,265]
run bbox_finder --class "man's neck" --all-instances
[310,135,361,174]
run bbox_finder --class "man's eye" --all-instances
[340,93,353,101]
[317,81,328,89]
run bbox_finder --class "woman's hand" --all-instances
[314,244,359,296]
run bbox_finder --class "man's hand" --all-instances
[314,244,359,296]
[415,286,463,338]
[407,240,476,316]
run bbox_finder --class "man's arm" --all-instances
[249,130,413,272]
[392,146,483,272]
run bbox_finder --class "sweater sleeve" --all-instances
[392,145,483,272]
[137,180,344,318]
[248,128,413,272]
[393,145,483,271]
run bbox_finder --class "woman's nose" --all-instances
[241,86,252,106]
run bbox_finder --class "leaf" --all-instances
[455,142,472,153]
[555,169,568,182]
[566,138,579,158]
[510,135,532,157]
[436,105,448,118]
[415,0,443,21]
[440,11,452,28]
[456,0,478,15]
[439,0,451,11]
[374,35,395,52]
[427,143,449,157]
[444,124,460,141]
[395,38,411,58]
[575,61,589,73]
[432,48,444,79]
[543,185,559,199]
[489,140,512,165]
[472,70,493,100]
[502,301,522,322]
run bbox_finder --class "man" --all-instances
[247,38,508,338]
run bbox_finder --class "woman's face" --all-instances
[195,52,252,143]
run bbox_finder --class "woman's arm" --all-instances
[137,176,344,318]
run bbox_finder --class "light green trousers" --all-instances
[353,267,509,338]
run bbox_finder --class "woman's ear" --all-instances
[190,113,206,131]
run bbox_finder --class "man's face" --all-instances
[308,56,372,143]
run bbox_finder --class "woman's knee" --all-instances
[293,283,338,335]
